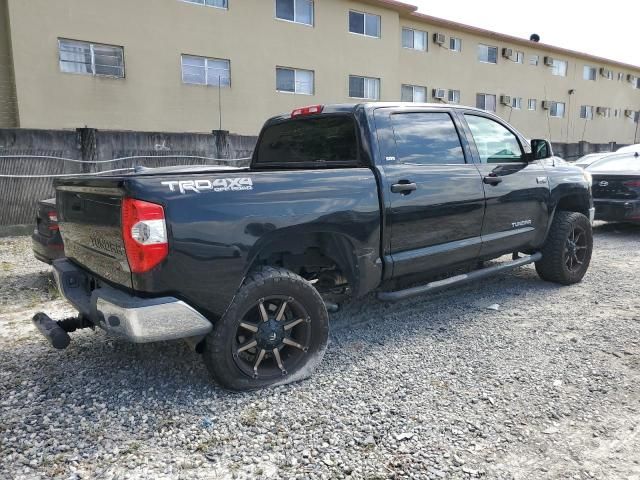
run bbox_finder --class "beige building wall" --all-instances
[5,0,640,143]
[0,0,18,128]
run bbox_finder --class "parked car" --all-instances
[587,151,640,223]
[33,103,594,390]
[31,198,64,264]
[615,143,640,154]
[574,152,615,169]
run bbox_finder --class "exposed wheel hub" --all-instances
[256,319,285,349]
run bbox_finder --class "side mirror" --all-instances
[530,139,553,161]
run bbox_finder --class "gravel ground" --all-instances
[1,223,640,480]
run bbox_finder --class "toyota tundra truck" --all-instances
[34,103,595,391]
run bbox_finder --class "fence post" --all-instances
[76,127,98,173]
[212,130,230,160]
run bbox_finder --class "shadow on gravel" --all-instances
[2,264,551,403]
[593,221,640,237]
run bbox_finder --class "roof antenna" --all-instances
[530,34,540,42]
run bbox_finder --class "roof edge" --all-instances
[364,2,640,71]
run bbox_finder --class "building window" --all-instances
[551,59,568,76]
[614,108,620,118]
[477,44,498,64]
[529,55,539,66]
[550,102,565,118]
[401,84,427,102]
[511,97,522,109]
[58,39,124,77]
[636,78,640,89]
[276,0,313,26]
[583,66,596,81]
[598,107,611,118]
[580,105,593,119]
[515,51,524,64]
[181,55,230,87]
[618,72,624,81]
[349,11,380,38]
[276,67,314,94]
[402,28,427,51]
[448,89,460,104]
[182,0,227,8]
[349,75,380,99]
[601,69,613,80]
[476,93,496,112]
[528,99,537,111]
[449,37,462,52]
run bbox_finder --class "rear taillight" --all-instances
[121,198,168,273]
[47,211,58,223]
[623,180,640,187]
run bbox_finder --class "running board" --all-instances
[377,252,542,303]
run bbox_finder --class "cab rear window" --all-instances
[255,116,358,166]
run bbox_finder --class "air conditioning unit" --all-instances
[600,68,611,78]
[625,109,635,118]
[433,33,446,45]
[543,56,554,66]
[502,48,513,59]
[596,106,607,115]
[541,100,552,110]
[500,95,511,105]
[432,88,446,100]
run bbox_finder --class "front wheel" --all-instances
[203,267,329,391]
[535,211,593,285]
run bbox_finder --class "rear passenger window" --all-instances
[390,113,466,165]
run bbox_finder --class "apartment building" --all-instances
[1,0,639,144]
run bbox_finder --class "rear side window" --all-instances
[390,112,465,165]
[255,116,358,165]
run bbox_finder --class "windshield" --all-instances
[587,154,640,172]
[255,115,358,166]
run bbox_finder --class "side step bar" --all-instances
[377,252,542,303]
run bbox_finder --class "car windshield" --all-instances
[587,154,640,172]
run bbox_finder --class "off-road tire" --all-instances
[535,211,593,285]
[203,267,329,391]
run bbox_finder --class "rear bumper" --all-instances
[31,231,65,265]
[52,259,212,343]
[594,199,640,223]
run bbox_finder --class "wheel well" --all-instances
[248,233,357,298]
[555,195,590,217]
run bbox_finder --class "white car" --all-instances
[616,143,640,154]
[574,152,615,169]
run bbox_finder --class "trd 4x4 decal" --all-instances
[161,178,253,194]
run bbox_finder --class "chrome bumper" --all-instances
[589,207,596,225]
[53,259,212,343]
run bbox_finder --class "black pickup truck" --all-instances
[35,103,594,390]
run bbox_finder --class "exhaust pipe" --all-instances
[32,312,71,350]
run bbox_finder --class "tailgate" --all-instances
[56,185,132,288]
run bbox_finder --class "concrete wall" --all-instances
[0,128,254,226]
[0,0,18,127]
[4,0,640,142]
